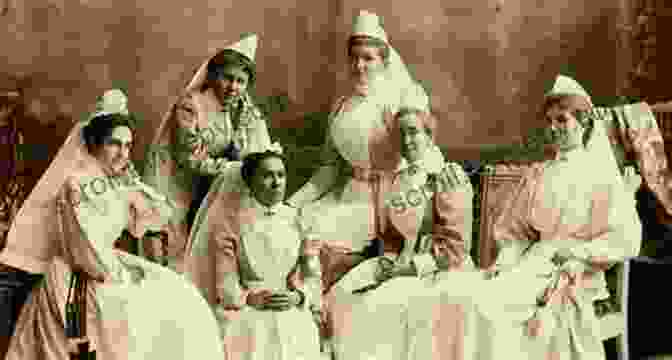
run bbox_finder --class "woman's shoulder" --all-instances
[62,171,91,206]
[63,168,93,189]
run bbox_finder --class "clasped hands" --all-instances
[246,289,303,311]
[375,258,417,282]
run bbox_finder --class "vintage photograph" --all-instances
[1,1,670,359]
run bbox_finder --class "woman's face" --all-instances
[400,113,432,162]
[212,65,250,106]
[545,101,585,152]
[349,44,386,85]
[250,157,287,207]
[95,126,133,175]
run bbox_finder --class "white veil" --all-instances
[350,10,429,111]
[0,90,130,273]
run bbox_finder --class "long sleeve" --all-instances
[565,178,642,264]
[287,102,345,207]
[57,178,121,282]
[412,162,474,276]
[126,178,176,239]
[213,229,250,309]
[287,227,323,312]
[239,109,272,158]
[491,172,540,269]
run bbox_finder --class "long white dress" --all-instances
[216,199,322,360]
[457,135,641,359]
[321,148,477,360]
[4,161,226,360]
[185,165,322,360]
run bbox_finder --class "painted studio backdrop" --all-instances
[1,1,669,359]
[1,0,638,165]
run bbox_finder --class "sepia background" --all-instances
[1,0,670,358]
[0,0,652,167]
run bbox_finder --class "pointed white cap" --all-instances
[94,88,129,117]
[224,34,258,62]
[351,10,388,43]
[546,75,591,99]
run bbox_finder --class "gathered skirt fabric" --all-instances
[5,252,225,360]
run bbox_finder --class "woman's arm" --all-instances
[57,178,122,282]
[287,100,346,207]
[213,231,251,309]
[412,162,474,276]
[126,177,176,240]
[558,179,642,271]
[238,104,272,158]
[173,122,236,176]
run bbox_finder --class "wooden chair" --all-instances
[477,161,626,354]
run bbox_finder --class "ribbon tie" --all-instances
[527,265,584,338]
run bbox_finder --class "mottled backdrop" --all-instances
[0,0,634,165]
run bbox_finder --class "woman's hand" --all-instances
[246,289,272,309]
[257,290,303,311]
[551,248,575,266]
[483,264,500,279]
[587,256,614,272]
[376,261,416,281]
[375,258,395,282]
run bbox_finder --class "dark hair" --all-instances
[397,108,437,140]
[206,49,257,88]
[241,150,286,186]
[82,113,133,152]
[347,36,390,63]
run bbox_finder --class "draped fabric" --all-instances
[474,119,641,359]
[324,149,477,360]
[183,164,322,360]
[2,121,225,360]
[143,50,271,272]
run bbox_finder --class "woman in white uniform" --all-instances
[0,91,226,360]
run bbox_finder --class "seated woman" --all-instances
[184,147,322,360]
[143,34,271,272]
[462,75,643,360]
[0,107,225,359]
[289,11,431,295]
[321,108,475,360]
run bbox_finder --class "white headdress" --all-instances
[88,88,129,122]
[350,10,428,111]
[352,10,388,43]
[224,33,258,63]
[0,89,130,273]
[185,34,259,93]
[546,74,593,106]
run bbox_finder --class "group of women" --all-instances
[0,8,659,360]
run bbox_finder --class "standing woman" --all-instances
[288,8,429,299]
[143,34,272,272]
[0,91,226,360]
